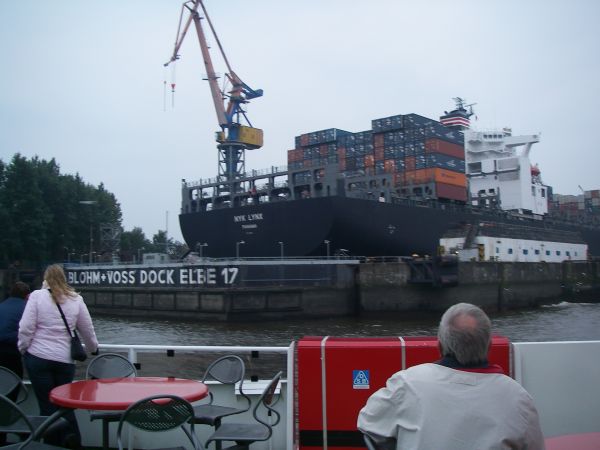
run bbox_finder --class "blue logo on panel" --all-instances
[353,370,370,389]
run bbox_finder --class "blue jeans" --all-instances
[23,352,80,446]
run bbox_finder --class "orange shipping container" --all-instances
[365,155,375,168]
[433,168,466,187]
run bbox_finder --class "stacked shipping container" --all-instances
[549,191,600,219]
[288,113,467,201]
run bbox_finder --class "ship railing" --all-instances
[184,165,289,189]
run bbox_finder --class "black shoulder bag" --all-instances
[55,301,88,362]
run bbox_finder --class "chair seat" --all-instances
[1,443,68,450]
[193,404,247,425]
[0,415,61,435]
[208,422,270,443]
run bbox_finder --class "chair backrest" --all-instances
[202,355,250,408]
[0,394,35,446]
[202,355,245,384]
[86,353,137,380]
[0,366,28,404]
[117,395,203,450]
[251,371,282,436]
[363,432,378,450]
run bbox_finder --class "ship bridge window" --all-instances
[566,251,570,256]
[523,249,529,255]
[546,250,551,256]
[532,186,536,196]
[541,189,546,198]
[508,248,513,254]
[556,251,561,256]
[535,249,540,255]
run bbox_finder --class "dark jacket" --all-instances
[0,297,27,349]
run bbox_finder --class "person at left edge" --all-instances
[0,280,31,446]
[18,264,99,447]
[0,281,31,379]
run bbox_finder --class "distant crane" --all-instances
[165,0,264,197]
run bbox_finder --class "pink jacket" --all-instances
[18,288,98,364]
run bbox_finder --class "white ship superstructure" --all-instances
[465,128,548,216]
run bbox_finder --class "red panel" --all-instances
[297,336,511,449]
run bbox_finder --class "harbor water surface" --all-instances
[93,301,600,346]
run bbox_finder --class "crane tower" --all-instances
[165,0,263,197]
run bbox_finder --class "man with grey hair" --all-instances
[357,303,545,450]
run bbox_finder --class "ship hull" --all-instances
[179,196,600,258]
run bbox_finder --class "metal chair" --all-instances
[0,394,68,450]
[0,366,28,404]
[86,353,137,450]
[116,394,204,450]
[192,355,251,431]
[205,371,282,450]
[363,432,378,450]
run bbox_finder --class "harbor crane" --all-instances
[165,0,263,197]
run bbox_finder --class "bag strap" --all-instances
[55,297,75,338]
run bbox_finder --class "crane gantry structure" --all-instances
[165,0,264,197]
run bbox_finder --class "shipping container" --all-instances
[434,168,467,187]
[405,156,416,171]
[384,160,396,173]
[435,182,468,201]
[424,138,465,158]
[365,155,375,168]
[372,114,403,132]
[374,147,384,161]
[374,133,384,148]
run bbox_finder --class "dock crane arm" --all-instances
[164,0,263,138]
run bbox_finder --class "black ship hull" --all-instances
[179,196,600,258]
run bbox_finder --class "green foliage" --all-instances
[0,154,123,268]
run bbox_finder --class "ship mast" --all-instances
[165,0,264,199]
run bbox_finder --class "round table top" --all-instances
[50,377,208,410]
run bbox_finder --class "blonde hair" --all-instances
[44,264,78,303]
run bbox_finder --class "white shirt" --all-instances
[18,288,98,364]
[357,363,545,450]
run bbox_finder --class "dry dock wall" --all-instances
[2,261,598,320]
[358,261,584,313]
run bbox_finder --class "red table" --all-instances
[545,432,600,450]
[50,377,209,410]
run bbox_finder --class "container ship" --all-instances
[178,99,600,259]
[167,1,600,260]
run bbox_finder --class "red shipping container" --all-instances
[339,159,346,171]
[425,138,465,159]
[338,147,346,159]
[405,156,416,171]
[373,133,384,148]
[300,134,309,146]
[303,160,313,168]
[320,144,329,157]
[436,181,468,201]
[364,155,375,168]
[297,336,510,450]
[374,147,384,161]
[383,159,395,173]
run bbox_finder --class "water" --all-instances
[92,301,600,346]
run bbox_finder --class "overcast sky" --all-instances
[1,1,599,243]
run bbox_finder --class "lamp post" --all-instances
[236,240,245,258]
[79,200,97,264]
[137,247,145,264]
[324,240,330,258]
[278,241,284,260]
[196,242,208,259]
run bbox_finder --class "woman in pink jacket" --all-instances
[18,263,98,447]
